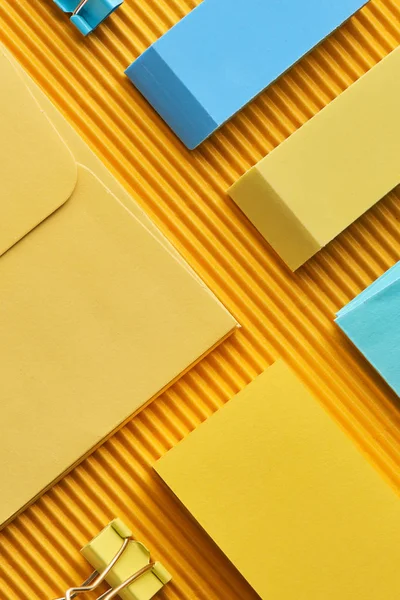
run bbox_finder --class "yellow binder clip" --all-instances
[56,519,172,600]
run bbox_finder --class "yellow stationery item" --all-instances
[156,361,400,600]
[55,518,170,600]
[79,518,172,600]
[0,47,237,529]
[5,46,195,269]
[228,46,400,270]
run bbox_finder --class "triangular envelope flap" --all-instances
[0,49,77,256]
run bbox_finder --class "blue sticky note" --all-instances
[337,262,400,317]
[336,263,400,395]
[125,0,368,149]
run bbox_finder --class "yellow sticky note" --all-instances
[229,46,400,270]
[81,519,172,600]
[0,48,237,529]
[156,361,400,599]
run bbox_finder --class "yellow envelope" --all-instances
[7,46,192,265]
[156,361,400,600]
[0,48,238,529]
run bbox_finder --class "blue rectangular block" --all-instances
[336,262,400,396]
[125,0,368,149]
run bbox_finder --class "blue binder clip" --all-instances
[53,0,123,36]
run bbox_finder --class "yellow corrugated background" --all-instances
[0,1,400,598]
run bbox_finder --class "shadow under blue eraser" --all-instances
[125,0,369,149]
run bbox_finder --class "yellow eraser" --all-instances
[81,519,172,600]
[229,46,400,270]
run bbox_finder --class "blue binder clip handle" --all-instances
[53,0,123,36]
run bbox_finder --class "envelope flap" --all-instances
[0,49,77,256]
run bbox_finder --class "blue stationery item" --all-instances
[53,0,123,35]
[125,0,368,149]
[336,262,400,395]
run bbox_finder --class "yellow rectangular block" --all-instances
[229,46,400,270]
[0,47,237,529]
[156,361,400,600]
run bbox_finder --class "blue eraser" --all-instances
[336,263,400,396]
[125,0,368,149]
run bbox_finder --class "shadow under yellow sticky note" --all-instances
[229,46,400,270]
[0,47,238,529]
[156,361,400,600]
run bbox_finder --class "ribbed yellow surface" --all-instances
[0,1,399,599]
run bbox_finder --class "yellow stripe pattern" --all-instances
[0,1,399,599]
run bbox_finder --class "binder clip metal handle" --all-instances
[53,0,124,36]
[64,535,152,600]
[96,563,155,600]
[55,519,171,600]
